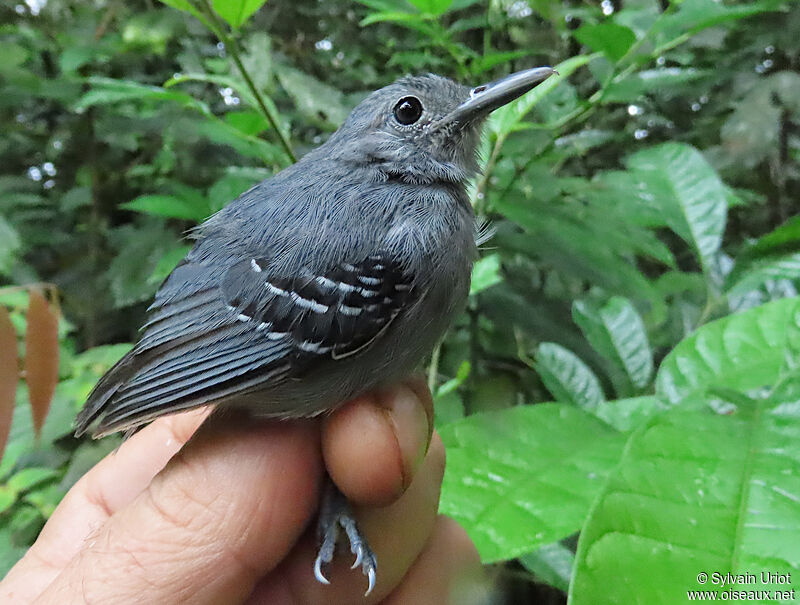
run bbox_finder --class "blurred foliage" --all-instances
[1,0,800,601]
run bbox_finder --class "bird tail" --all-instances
[74,350,139,438]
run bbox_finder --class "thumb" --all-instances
[36,417,323,605]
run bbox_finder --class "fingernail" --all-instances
[382,384,431,490]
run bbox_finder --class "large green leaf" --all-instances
[534,342,605,410]
[573,297,653,390]
[211,0,268,29]
[624,143,727,274]
[569,389,800,604]
[656,297,800,403]
[439,404,626,562]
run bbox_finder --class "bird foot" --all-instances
[314,481,377,596]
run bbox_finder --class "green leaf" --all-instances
[224,110,270,136]
[211,0,268,29]
[439,404,627,562]
[624,143,727,274]
[208,172,262,212]
[573,297,653,391]
[164,72,258,107]
[569,392,800,604]
[158,0,209,24]
[108,223,179,308]
[192,118,284,164]
[148,245,192,285]
[726,217,800,297]
[573,23,635,61]
[520,542,575,593]
[656,297,800,404]
[740,216,800,259]
[0,487,16,515]
[275,66,348,130]
[469,254,502,296]
[489,54,593,138]
[534,342,605,410]
[7,467,58,493]
[408,0,453,15]
[73,77,210,115]
[121,194,211,222]
[594,396,668,432]
[652,0,785,45]
[0,216,21,276]
[726,253,800,298]
[602,68,710,104]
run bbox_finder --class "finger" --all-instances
[0,408,209,604]
[383,516,487,605]
[322,376,433,507]
[247,432,446,605]
[35,416,323,605]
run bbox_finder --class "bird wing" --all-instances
[76,251,415,437]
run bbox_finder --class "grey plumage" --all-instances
[75,67,555,439]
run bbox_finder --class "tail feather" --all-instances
[74,352,139,437]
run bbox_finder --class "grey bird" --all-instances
[75,65,555,595]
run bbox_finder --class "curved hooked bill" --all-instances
[436,66,556,128]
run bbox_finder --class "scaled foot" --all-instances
[314,480,377,596]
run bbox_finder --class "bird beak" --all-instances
[437,66,556,127]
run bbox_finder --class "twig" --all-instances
[197,0,296,163]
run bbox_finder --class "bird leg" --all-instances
[314,478,377,596]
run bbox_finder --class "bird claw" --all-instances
[365,567,376,597]
[315,482,378,595]
[314,554,331,585]
[351,544,363,569]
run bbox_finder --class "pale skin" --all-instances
[1,377,483,604]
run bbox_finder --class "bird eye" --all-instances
[393,96,423,125]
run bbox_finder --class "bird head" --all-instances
[322,67,555,185]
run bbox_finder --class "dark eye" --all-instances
[393,96,423,125]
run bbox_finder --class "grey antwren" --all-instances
[76,65,555,596]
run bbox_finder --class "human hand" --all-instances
[1,377,483,604]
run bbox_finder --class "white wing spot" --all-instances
[298,340,332,354]
[256,322,271,331]
[290,292,329,313]
[250,258,262,273]
[267,332,288,340]
[340,304,362,316]
[315,275,338,289]
[358,275,381,286]
[237,313,251,322]
[265,281,288,296]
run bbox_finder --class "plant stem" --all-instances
[197,0,296,163]
[428,342,442,395]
